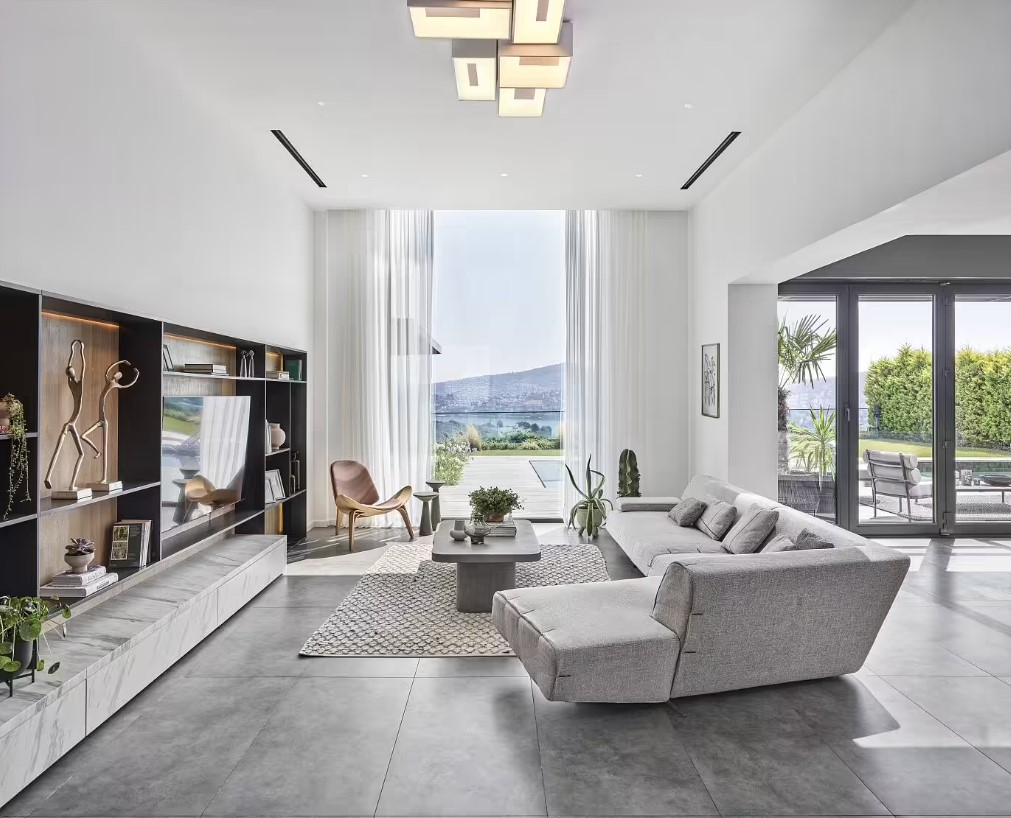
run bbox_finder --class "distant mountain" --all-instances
[435,363,563,412]
[785,372,868,410]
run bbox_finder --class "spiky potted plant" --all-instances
[617,449,640,498]
[1,596,70,695]
[565,457,613,538]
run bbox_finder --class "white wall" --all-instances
[690,0,1011,492]
[0,2,313,350]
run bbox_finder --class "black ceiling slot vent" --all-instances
[271,129,326,188]
[681,131,741,190]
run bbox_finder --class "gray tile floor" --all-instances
[6,530,1011,817]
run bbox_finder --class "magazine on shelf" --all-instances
[47,565,107,587]
[41,573,119,598]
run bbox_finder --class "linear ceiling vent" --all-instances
[270,130,326,188]
[681,131,741,190]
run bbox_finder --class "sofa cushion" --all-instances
[647,546,728,577]
[761,533,796,552]
[492,578,680,703]
[615,496,680,512]
[722,506,779,554]
[695,500,737,541]
[670,498,706,527]
[605,511,721,575]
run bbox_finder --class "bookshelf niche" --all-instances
[0,281,307,613]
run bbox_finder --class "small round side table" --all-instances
[414,491,439,537]
[425,480,446,528]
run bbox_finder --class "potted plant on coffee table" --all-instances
[566,456,613,538]
[468,486,523,523]
[0,596,71,696]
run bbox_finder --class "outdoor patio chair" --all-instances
[863,450,932,521]
[330,460,414,550]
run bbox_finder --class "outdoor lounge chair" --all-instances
[330,460,414,550]
[863,450,932,521]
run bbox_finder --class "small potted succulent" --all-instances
[64,538,96,574]
[1,596,70,695]
[468,486,523,523]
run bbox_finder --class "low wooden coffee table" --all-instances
[431,520,541,613]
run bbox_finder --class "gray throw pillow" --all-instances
[764,529,834,552]
[762,533,796,552]
[669,497,706,527]
[722,506,779,554]
[695,501,737,541]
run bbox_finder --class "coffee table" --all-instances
[431,520,541,613]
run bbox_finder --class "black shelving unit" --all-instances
[0,279,308,606]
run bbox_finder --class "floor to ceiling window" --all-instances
[432,211,565,520]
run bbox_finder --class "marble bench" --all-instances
[0,534,287,806]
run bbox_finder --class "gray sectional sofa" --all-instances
[491,475,909,703]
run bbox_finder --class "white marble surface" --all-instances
[0,534,285,804]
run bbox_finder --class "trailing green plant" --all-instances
[0,596,70,677]
[777,316,837,431]
[789,409,836,477]
[617,449,640,498]
[434,436,471,486]
[468,486,522,521]
[2,394,31,521]
[565,456,613,538]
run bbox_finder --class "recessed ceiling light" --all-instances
[500,172,509,177]
[683,103,694,109]
[317,101,326,107]
[361,174,369,178]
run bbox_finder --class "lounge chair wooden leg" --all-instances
[335,509,343,533]
[347,511,358,552]
[397,506,416,540]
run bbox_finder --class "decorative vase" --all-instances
[464,516,492,545]
[486,513,505,523]
[269,423,286,451]
[575,507,605,533]
[64,552,94,574]
[450,519,468,541]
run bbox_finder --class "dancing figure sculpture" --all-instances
[44,340,100,499]
[82,360,140,492]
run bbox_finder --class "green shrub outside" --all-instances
[434,436,471,485]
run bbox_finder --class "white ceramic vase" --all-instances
[269,423,286,451]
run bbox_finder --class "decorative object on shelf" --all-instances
[268,422,286,452]
[2,393,31,520]
[64,538,95,574]
[238,349,255,378]
[266,469,286,502]
[565,456,612,538]
[266,370,290,380]
[464,515,492,545]
[290,450,302,491]
[162,344,175,372]
[0,595,70,697]
[82,360,140,494]
[468,486,522,523]
[425,479,445,527]
[44,340,99,500]
[617,448,641,498]
[701,343,721,418]
[183,363,227,375]
[450,519,468,541]
[960,468,974,487]
[414,491,439,536]
[284,359,303,380]
[109,520,151,568]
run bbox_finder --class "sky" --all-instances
[433,210,565,383]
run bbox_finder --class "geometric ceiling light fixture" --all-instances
[498,87,546,117]
[511,0,566,44]
[453,40,498,101]
[498,21,572,88]
[408,0,512,39]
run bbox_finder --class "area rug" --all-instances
[300,542,609,658]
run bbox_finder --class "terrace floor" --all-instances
[441,454,564,520]
[7,527,1011,817]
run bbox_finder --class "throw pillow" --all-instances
[695,500,737,541]
[765,529,834,552]
[722,506,779,554]
[669,497,706,527]
[762,533,796,552]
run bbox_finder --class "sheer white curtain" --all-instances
[565,211,648,511]
[330,210,433,526]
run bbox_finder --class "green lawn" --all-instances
[860,439,1008,459]
[473,449,563,458]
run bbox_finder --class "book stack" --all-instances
[110,520,152,569]
[266,370,290,380]
[487,520,518,537]
[183,363,228,376]
[40,566,119,598]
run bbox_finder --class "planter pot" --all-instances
[575,507,605,535]
[0,637,35,685]
[269,423,286,451]
[64,552,94,574]
[485,514,505,523]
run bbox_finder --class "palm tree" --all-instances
[778,315,837,431]
[789,409,836,477]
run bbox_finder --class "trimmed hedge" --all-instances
[864,345,933,438]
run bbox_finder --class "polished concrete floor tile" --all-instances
[533,693,717,816]
[25,677,292,816]
[415,657,528,677]
[376,676,545,816]
[182,605,334,677]
[248,575,359,608]
[864,635,988,676]
[300,657,419,677]
[883,675,1011,747]
[204,677,413,816]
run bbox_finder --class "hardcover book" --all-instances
[109,520,152,569]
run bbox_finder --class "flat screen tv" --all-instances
[161,396,251,533]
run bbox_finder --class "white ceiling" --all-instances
[101,0,913,209]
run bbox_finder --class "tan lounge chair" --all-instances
[330,460,414,551]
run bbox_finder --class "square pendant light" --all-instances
[499,21,572,88]
[499,87,546,117]
[452,40,497,101]
[408,0,512,40]
[512,0,565,44]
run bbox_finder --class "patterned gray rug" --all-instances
[300,542,609,658]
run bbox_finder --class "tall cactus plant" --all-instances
[617,449,641,498]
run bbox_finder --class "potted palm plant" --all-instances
[565,457,612,538]
[787,409,837,519]
[778,316,837,471]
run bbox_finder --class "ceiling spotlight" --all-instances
[635,173,643,178]
[317,101,326,107]
[407,0,512,39]
[499,21,572,89]
[361,174,369,178]
[453,40,497,101]
[512,0,566,44]
[500,172,510,177]
[683,103,694,109]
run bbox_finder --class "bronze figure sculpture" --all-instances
[82,360,140,492]
[44,340,99,499]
